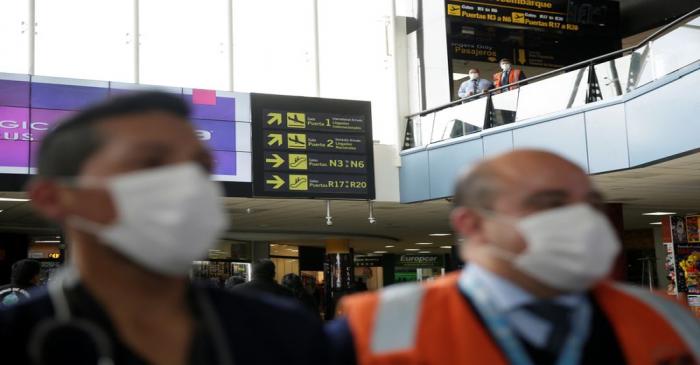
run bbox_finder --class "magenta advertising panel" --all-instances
[0,75,250,184]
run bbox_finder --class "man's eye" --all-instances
[141,157,164,168]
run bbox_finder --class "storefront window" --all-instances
[269,243,300,284]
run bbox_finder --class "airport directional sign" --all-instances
[251,93,374,199]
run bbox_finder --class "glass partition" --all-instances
[595,54,632,99]
[516,67,588,122]
[416,114,434,147]
[431,97,487,142]
[649,15,700,78]
[491,89,519,126]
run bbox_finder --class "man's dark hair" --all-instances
[11,259,41,288]
[252,259,276,280]
[37,91,190,178]
[499,58,512,64]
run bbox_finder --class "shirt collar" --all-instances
[460,264,584,313]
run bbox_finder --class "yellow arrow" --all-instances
[265,154,285,168]
[265,175,285,189]
[267,133,283,147]
[518,49,527,65]
[266,112,282,126]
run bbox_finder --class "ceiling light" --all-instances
[440,246,452,249]
[649,222,662,225]
[405,248,420,251]
[0,197,29,202]
[429,233,451,237]
[642,212,676,216]
[418,251,431,254]
[415,242,433,245]
[34,240,60,243]
[0,210,3,214]
[385,245,395,248]
[374,251,388,254]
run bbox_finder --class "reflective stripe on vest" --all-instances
[370,282,426,354]
[612,283,700,362]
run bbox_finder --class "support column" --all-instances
[323,239,353,320]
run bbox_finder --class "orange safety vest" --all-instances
[493,69,523,90]
[341,273,700,365]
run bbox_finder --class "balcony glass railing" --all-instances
[402,9,700,150]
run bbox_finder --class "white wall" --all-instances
[0,0,410,149]
[373,143,401,202]
[421,0,450,109]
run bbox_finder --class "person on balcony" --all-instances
[458,68,494,99]
[493,58,526,90]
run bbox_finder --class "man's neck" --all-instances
[71,234,190,320]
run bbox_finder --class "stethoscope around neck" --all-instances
[27,268,234,365]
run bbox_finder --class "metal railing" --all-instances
[403,7,700,150]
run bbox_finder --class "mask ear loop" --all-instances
[28,269,115,365]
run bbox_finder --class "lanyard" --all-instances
[41,268,234,365]
[458,270,592,365]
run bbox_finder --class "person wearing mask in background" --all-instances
[234,259,293,298]
[0,259,42,308]
[493,58,526,90]
[282,273,319,317]
[0,92,327,365]
[457,68,494,99]
[328,150,699,365]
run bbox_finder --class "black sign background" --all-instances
[445,0,620,71]
[251,93,375,199]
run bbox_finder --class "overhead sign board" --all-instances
[251,93,374,199]
[446,0,578,32]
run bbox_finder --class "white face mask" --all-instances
[500,63,511,71]
[469,73,479,80]
[68,163,227,277]
[485,204,621,292]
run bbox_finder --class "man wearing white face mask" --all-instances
[493,58,526,90]
[0,92,328,365]
[457,68,494,99]
[327,150,699,365]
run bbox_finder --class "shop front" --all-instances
[190,240,252,288]
[661,214,700,318]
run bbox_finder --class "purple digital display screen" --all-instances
[0,78,245,180]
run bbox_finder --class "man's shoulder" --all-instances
[202,286,328,364]
[203,285,314,324]
[0,288,54,361]
[0,287,54,323]
[343,275,461,312]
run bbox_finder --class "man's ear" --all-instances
[449,206,482,238]
[26,179,69,222]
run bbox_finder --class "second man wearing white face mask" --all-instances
[493,58,526,90]
[327,149,700,365]
[457,68,494,99]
